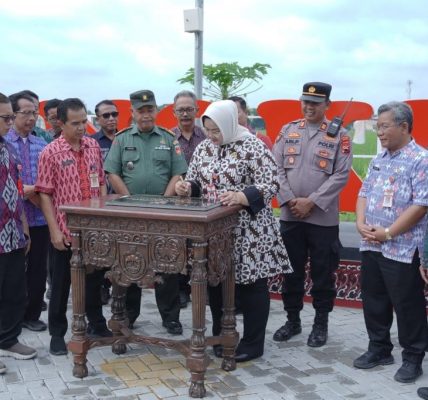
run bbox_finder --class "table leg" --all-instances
[110,283,128,355]
[188,241,209,398]
[68,231,89,378]
[221,260,238,372]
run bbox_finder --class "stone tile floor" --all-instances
[0,289,426,399]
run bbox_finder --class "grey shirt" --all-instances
[272,118,353,226]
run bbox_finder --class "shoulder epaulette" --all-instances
[115,126,132,136]
[158,126,176,137]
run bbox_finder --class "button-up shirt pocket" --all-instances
[283,144,301,169]
[313,148,335,174]
[122,151,140,174]
[152,149,171,176]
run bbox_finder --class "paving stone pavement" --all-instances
[0,289,426,399]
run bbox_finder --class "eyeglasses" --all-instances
[175,107,196,115]
[0,115,16,123]
[47,116,58,122]
[374,123,399,133]
[15,111,37,118]
[99,111,119,119]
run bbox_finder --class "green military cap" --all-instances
[129,89,157,109]
[300,82,332,103]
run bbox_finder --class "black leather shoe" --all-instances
[353,351,394,369]
[213,345,223,358]
[49,336,67,356]
[87,325,113,338]
[417,387,428,399]
[162,321,183,335]
[307,324,328,347]
[394,361,422,383]
[22,320,47,332]
[273,321,302,342]
[235,352,262,363]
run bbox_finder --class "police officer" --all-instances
[272,82,352,347]
[104,90,188,335]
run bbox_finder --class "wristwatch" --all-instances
[384,227,393,241]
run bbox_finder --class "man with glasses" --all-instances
[44,99,62,140]
[18,90,53,144]
[92,99,119,305]
[0,92,37,372]
[6,92,49,333]
[353,101,428,384]
[104,89,188,334]
[171,90,205,308]
[272,82,352,348]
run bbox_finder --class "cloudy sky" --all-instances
[1,0,427,112]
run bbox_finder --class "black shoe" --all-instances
[353,351,394,369]
[417,387,428,399]
[87,325,113,338]
[41,301,47,311]
[49,336,67,356]
[213,345,223,358]
[100,286,110,305]
[22,320,47,332]
[235,351,262,363]
[273,321,302,342]
[307,324,328,347]
[394,361,423,383]
[179,291,189,308]
[162,321,183,335]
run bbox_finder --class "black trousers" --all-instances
[48,247,107,337]
[24,225,49,321]
[0,248,26,349]
[209,277,270,357]
[126,273,181,325]
[361,250,427,364]
[280,221,340,315]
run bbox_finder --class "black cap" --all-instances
[300,82,332,103]
[129,90,157,109]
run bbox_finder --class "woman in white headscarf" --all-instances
[176,100,291,362]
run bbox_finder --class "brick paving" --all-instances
[0,289,426,399]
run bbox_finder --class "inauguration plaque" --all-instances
[106,194,222,211]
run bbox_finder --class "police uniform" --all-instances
[272,82,353,347]
[104,90,188,331]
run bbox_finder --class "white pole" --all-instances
[194,0,204,100]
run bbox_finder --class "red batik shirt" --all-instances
[35,135,105,238]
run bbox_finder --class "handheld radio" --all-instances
[326,98,353,137]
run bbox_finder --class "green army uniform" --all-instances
[104,125,187,195]
[33,126,53,144]
[104,121,187,331]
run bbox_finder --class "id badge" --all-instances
[382,188,393,208]
[90,173,100,188]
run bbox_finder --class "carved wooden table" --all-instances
[60,195,240,398]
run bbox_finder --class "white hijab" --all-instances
[202,100,253,145]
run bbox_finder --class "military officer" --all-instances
[104,90,188,335]
[272,82,353,347]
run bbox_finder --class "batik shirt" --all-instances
[0,137,26,254]
[186,135,292,284]
[35,136,105,238]
[171,125,206,165]
[6,129,47,227]
[359,140,428,263]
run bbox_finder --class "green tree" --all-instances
[177,62,271,100]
